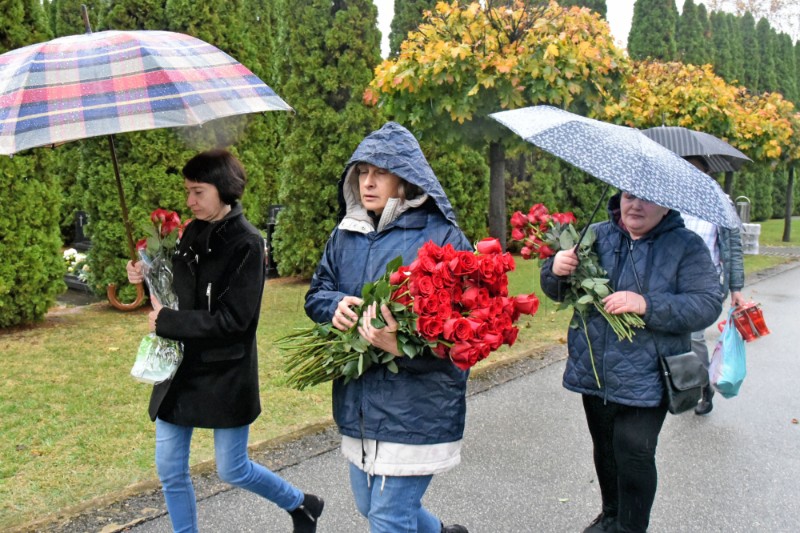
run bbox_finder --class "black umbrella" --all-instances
[641,126,751,173]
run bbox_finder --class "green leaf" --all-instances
[581,278,595,290]
[577,294,594,305]
[385,255,403,274]
[559,230,575,250]
[594,283,610,298]
[385,360,399,373]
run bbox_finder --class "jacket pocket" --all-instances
[200,343,245,363]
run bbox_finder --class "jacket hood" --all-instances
[337,122,459,226]
[607,192,683,240]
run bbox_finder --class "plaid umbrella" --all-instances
[0,30,291,155]
[490,106,740,230]
[641,126,751,173]
[0,28,291,262]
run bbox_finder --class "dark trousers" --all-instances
[582,394,668,533]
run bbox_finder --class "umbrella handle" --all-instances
[574,182,611,251]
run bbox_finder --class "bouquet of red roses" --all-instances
[279,238,540,390]
[510,204,645,387]
[130,208,186,384]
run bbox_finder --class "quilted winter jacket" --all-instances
[305,122,472,445]
[719,226,745,296]
[540,195,724,407]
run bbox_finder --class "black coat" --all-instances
[149,203,266,428]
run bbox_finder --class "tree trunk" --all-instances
[783,164,794,242]
[723,170,734,196]
[488,141,507,250]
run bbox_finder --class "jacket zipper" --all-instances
[206,283,212,312]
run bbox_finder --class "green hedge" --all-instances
[0,153,64,328]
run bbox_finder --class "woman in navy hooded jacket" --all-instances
[540,192,723,533]
[305,123,471,533]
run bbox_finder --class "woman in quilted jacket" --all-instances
[540,191,723,533]
[305,122,471,533]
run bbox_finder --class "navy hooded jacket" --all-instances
[305,122,473,445]
[540,194,724,407]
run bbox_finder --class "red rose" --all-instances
[434,261,456,287]
[462,287,489,309]
[483,331,504,350]
[440,243,458,261]
[150,208,169,224]
[520,246,533,260]
[136,238,148,251]
[450,251,479,276]
[410,275,435,297]
[419,241,445,262]
[503,327,519,346]
[537,245,555,259]
[443,317,474,342]
[417,315,444,340]
[466,318,488,338]
[527,203,549,224]
[514,293,540,315]
[432,343,448,358]
[511,228,525,241]
[450,341,480,370]
[161,211,182,237]
[476,237,502,255]
[552,212,577,225]
[510,211,528,229]
[389,268,409,286]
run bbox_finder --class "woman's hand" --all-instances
[332,295,363,331]
[149,296,163,332]
[730,290,746,307]
[358,302,401,356]
[602,291,647,316]
[126,260,144,284]
[552,249,579,277]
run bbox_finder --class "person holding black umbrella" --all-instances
[680,156,747,415]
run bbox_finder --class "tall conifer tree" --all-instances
[775,33,797,102]
[676,0,708,65]
[389,0,436,58]
[740,11,760,91]
[756,17,778,93]
[628,0,679,61]
[709,12,734,81]
[270,0,382,276]
[724,13,745,85]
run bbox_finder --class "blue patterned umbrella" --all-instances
[490,106,740,229]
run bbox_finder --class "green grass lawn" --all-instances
[1,220,796,529]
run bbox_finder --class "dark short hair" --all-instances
[182,149,246,205]
[684,156,710,174]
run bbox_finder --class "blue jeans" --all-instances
[349,462,441,533]
[155,418,304,533]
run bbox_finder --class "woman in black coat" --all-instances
[127,149,322,533]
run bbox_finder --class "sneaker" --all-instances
[583,512,616,533]
[442,525,469,533]
[289,493,324,533]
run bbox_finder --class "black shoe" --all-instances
[289,493,324,533]
[695,385,715,415]
[583,512,616,533]
[442,525,469,533]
